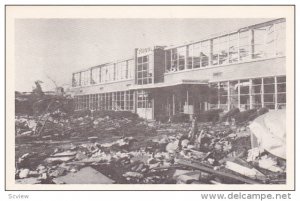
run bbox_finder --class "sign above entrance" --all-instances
[137,47,153,57]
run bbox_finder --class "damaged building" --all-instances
[71,18,286,120]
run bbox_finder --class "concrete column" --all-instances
[249,79,253,109]
[172,93,175,115]
[133,90,137,113]
[152,97,155,120]
[124,91,127,111]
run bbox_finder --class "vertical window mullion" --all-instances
[237,32,240,63]
[275,76,278,110]
[227,81,230,111]
[238,80,241,109]
[261,78,264,108]
[217,83,220,109]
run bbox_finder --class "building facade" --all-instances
[72,18,286,120]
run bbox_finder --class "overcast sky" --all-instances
[15,18,271,92]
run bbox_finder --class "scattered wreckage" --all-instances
[15,107,286,185]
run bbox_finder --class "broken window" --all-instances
[80,70,90,86]
[252,28,266,59]
[107,64,114,82]
[239,30,250,61]
[165,50,172,72]
[229,33,239,63]
[91,67,100,84]
[178,46,186,71]
[119,61,127,80]
[274,22,286,56]
[192,43,201,68]
[127,59,134,79]
[212,38,219,66]
[171,49,178,71]
[218,35,229,65]
[264,24,275,57]
[101,66,108,83]
[72,73,80,87]
[187,45,193,69]
[200,40,210,67]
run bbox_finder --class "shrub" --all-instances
[72,110,91,118]
[156,114,169,123]
[196,109,223,122]
[92,110,139,120]
[220,108,240,122]
[234,109,257,123]
[171,113,190,123]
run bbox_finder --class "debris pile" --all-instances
[15,108,286,184]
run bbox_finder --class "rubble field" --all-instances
[15,108,286,185]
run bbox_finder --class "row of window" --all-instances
[166,20,285,72]
[72,59,134,87]
[209,76,286,111]
[137,55,153,85]
[74,90,134,111]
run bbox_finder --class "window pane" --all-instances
[277,76,286,83]
[264,77,274,84]
[277,83,286,93]
[138,57,143,63]
[253,78,262,85]
[264,94,275,102]
[143,56,148,63]
[264,84,275,93]
[277,93,286,103]
[253,85,262,94]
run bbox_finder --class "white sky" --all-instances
[15,18,271,92]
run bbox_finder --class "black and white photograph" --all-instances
[5,5,295,191]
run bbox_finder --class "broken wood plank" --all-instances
[177,159,263,184]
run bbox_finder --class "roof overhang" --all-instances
[129,79,209,90]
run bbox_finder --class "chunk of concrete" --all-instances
[54,167,114,184]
